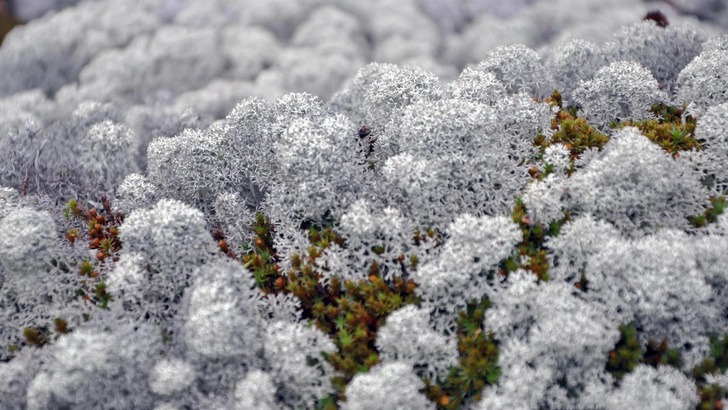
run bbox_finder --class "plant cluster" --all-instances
[601,322,728,410]
[9,195,123,356]
[2,5,728,410]
[244,213,424,406]
[63,195,122,309]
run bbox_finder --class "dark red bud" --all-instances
[358,126,371,139]
[644,10,668,28]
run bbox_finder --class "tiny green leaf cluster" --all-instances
[242,214,429,408]
[420,295,501,409]
[602,322,728,410]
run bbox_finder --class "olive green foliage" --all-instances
[65,196,120,310]
[420,296,501,409]
[693,334,728,409]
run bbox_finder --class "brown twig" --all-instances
[21,139,47,197]
[20,161,33,196]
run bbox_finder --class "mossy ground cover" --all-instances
[241,91,727,409]
[10,90,728,409]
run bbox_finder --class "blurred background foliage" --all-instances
[0,0,725,46]
[0,1,21,45]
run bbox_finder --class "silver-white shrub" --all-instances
[182,257,266,361]
[703,33,728,52]
[114,173,157,215]
[126,106,211,170]
[149,358,197,396]
[341,361,435,410]
[265,210,313,276]
[3,6,728,409]
[542,213,624,285]
[240,0,318,39]
[563,127,712,238]
[233,369,280,410]
[541,142,572,178]
[493,91,556,153]
[269,92,330,137]
[10,0,87,21]
[0,201,91,363]
[267,113,371,226]
[573,61,668,129]
[153,402,182,410]
[519,0,650,48]
[280,6,367,101]
[443,13,536,70]
[291,6,367,58]
[327,62,400,127]
[474,336,560,409]
[0,99,136,203]
[380,152,435,202]
[582,228,723,373]
[0,186,23,222]
[483,269,623,408]
[364,64,444,133]
[146,127,228,212]
[680,102,728,197]
[677,49,728,111]
[0,90,55,138]
[169,80,260,121]
[26,322,163,410]
[143,108,260,215]
[692,231,728,331]
[117,198,215,271]
[319,198,418,285]
[545,38,606,103]
[109,199,216,325]
[472,44,552,98]
[70,100,125,133]
[519,173,570,226]
[213,191,255,256]
[446,68,506,105]
[277,48,362,103]
[376,97,539,229]
[59,25,227,109]
[375,304,459,382]
[0,207,57,278]
[0,345,47,409]
[411,214,522,335]
[366,0,441,61]
[376,97,499,160]
[80,120,140,191]
[254,292,303,325]
[600,365,700,410]
[603,21,706,94]
[216,96,278,204]
[261,320,339,410]
[222,25,281,81]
